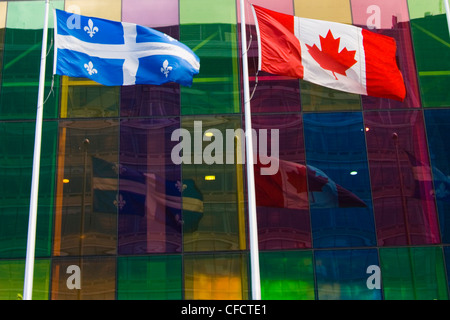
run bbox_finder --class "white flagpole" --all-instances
[445,0,450,36]
[23,0,50,301]
[239,0,261,300]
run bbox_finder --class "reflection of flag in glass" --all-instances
[92,157,203,231]
[404,150,450,202]
[255,159,367,209]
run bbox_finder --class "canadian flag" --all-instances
[252,5,406,101]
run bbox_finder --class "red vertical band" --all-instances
[362,29,406,101]
[253,5,304,78]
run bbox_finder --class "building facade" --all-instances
[0,0,449,300]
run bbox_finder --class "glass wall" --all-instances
[0,0,449,300]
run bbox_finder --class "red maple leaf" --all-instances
[306,30,357,80]
[286,166,308,194]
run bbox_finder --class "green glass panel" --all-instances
[180,116,245,252]
[380,247,449,300]
[260,250,315,300]
[0,1,64,120]
[117,255,182,300]
[184,253,249,300]
[180,0,239,115]
[180,0,237,24]
[408,0,450,107]
[0,259,51,300]
[0,121,58,258]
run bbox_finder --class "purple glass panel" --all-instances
[120,83,180,117]
[364,110,440,246]
[351,0,421,109]
[118,118,182,254]
[251,114,311,249]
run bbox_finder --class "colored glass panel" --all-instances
[51,256,116,300]
[0,259,50,300]
[180,0,239,115]
[117,255,182,300]
[0,121,57,258]
[122,0,179,28]
[303,112,376,248]
[408,0,450,107]
[181,116,246,252]
[53,120,118,257]
[424,109,450,243]
[118,118,182,254]
[444,247,450,293]
[260,250,314,300]
[184,253,249,300]
[0,1,63,120]
[251,114,311,249]
[65,0,121,21]
[0,2,6,90]
[380,247,448,300]
[350,0,421,110]
[365,110,440,246]
[294,0,352,24]
[315,249,381,300]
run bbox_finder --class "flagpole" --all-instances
[23,0,50,301]
[239,0,261,300]
[445,0,450,36]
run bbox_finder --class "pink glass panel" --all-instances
[364,110,440,246]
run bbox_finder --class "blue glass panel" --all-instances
[303,112,376,248]
[424,109,450,243]
[315,249,381,300]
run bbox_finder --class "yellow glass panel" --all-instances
[0,2,6,28]
[65,0,122,21]
[293,0,353,24]
[184,254,248,300]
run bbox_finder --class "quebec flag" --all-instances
[53,9,200,86]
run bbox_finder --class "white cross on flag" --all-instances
[252,5,406,101]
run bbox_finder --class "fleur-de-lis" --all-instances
[114,194,126,210]
[175,181,187,193]
[84,61,98,75]
[84,19,99,38]
[161,60,173,78]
